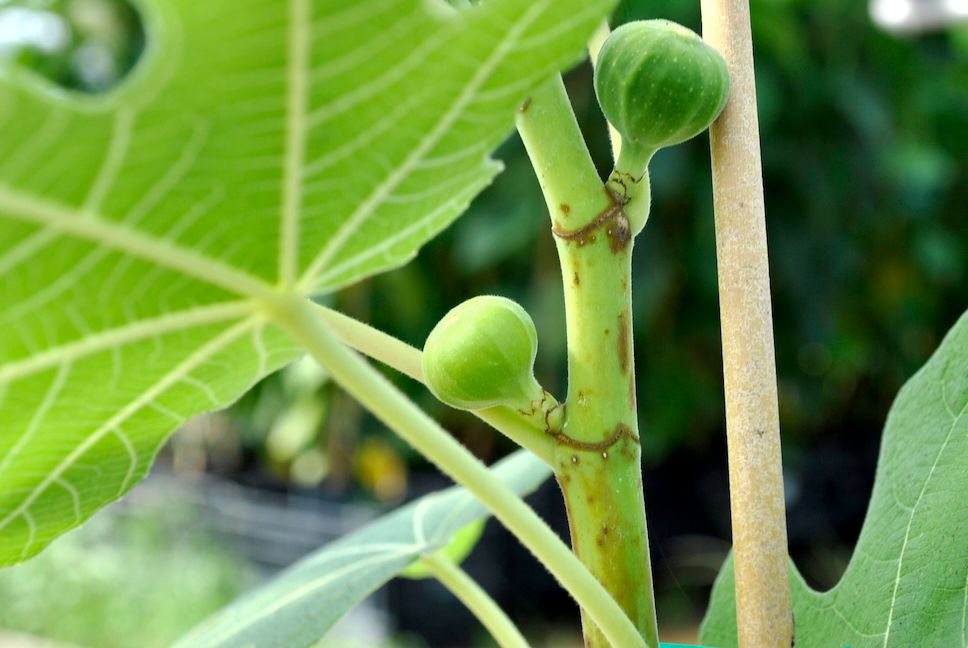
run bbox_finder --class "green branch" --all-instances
[517,76,659,647]
[516,76,610,229]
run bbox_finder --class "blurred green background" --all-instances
[0,0,965,645]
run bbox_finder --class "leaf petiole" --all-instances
[420,551,530,648]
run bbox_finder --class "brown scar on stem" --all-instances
[560,203,571,216]
[516,390,561,421]
[549,422,640,451]
[620,442,636,461]
[607,171,638,197]
[551,186,631,253]
[519,97,531,113]
[596,525,610,547]
[617,309,630,374]
[542,400,565,431]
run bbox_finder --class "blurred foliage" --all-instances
[0,0,142,93]
[0,503,253,647]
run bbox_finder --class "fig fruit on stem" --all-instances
[594,19,730,235]
[422,296,560,427]
[595,19,730,171]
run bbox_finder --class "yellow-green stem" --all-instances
[517,76,659,648]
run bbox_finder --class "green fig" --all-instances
[595,19,730,165]
[422,296,543,412]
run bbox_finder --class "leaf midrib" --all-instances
[278,0,310,288]
[881,393,967,646]
[0,184,278,301]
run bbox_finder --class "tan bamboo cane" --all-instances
[699,0,794,645]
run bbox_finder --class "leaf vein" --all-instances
[0,361,72,479]
[0,316,261,535]
[313,181,480,289]
[83,108,136,213]
[0,301,253,382]
[123,117,209,226]
[0,186,279,300]
[279,0,311,287]
[883,395,967,646]
[0,228,58,275]
[298,0,550,288]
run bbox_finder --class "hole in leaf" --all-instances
[0,0,144,94]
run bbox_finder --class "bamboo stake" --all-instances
[698,1,793,645]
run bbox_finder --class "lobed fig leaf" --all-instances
[701,309,968,647]
[178,450,551,647]
[0,0,617,566]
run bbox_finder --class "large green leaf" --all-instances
[701,310,968,647]
[176,449,550,648]
[0,0,614,566]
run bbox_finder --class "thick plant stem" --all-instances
[312,304,555,465]
[421,552,530,648]
[517,78,659,648]
[516,76,610,222]
[699,1,794,645]
[271,297,646,648]
[552,244,658,648]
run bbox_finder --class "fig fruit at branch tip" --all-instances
[595,19,730,172]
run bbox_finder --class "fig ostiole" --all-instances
[422,296,559,424]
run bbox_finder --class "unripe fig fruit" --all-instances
[595,20,729,157]
[422,296,543,411]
